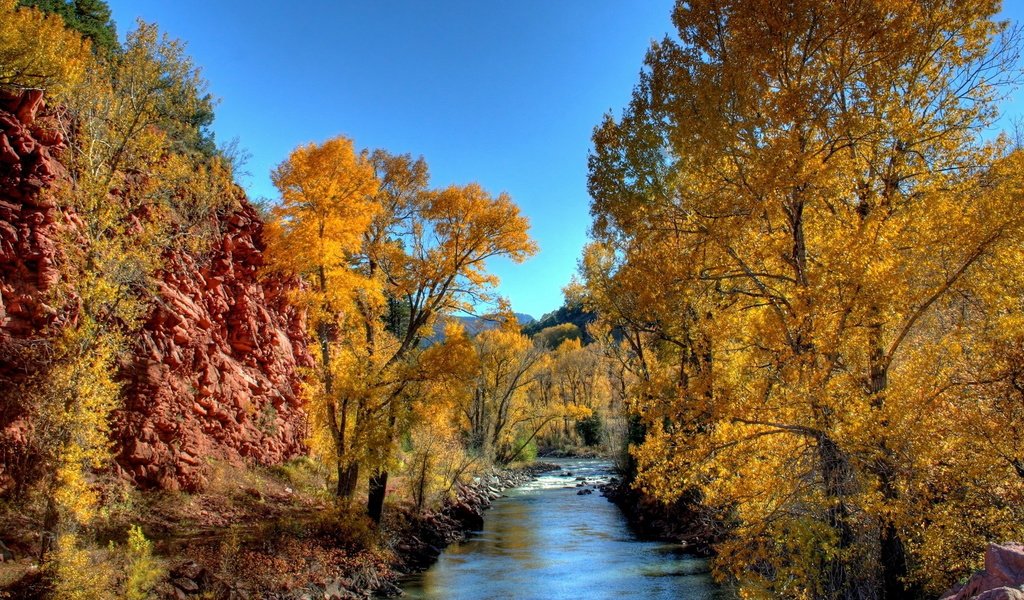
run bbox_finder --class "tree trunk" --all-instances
[881,517,911,599]
[337,462,359,499]
[817,435,861,600]
[416,454,429,512]
[367,469,388,523]
[868,323,910,599]
[366,405,398,522]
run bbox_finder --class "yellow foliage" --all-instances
[403,377,475,510]
[0,0,91,98]
[30,323,120,526]
[49,533,115,600]
[455,325,540,460]
[267,136,379,320]
[266,140,536,513]
[47,528,161,600]
[122,525,164,600]
[585,0,1024,596]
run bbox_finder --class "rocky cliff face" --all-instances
[115,201,311,491]
[0,89,65,343]
[0,88,310,492]
[0,89,68,491]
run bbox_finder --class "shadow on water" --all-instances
[400,458,734,600]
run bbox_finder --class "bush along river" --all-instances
[400,458,732,599]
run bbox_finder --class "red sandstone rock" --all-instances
[975,589,1024,600]
[112,199,311,490]
[942,544,1024,600]
[15,90,44,125]
[0,89,310,493]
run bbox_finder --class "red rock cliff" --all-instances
[0,88,311,492]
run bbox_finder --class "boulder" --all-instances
[942,544,1024,600]
[975,589,1024,600]
[447,500,484,531]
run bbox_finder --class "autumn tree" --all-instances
[17,0,118,57]
[0,6,244,597]
[265,135,379,502]
[346,155,537,522]
[459,322,547,462]
[531,322,582,349]
[267,140,536,522]
[531,338,609,449]
[586,1,1024,597]
[0,0,91,96]
[402,322,478,512]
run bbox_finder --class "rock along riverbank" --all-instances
[598,474,718,557]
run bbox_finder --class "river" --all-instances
[400,458,732,599]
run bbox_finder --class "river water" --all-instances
[400,458,732,600]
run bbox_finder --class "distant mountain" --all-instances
[522,300,596,343]
[427,312,536,342]
[516,312,536,325]
[452,312,535,334]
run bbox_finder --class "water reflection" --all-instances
[400,459,732,600]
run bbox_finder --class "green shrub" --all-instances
[575,414,603,447]
[510,431,538,463]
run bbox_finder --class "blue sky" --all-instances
[103,1,1024,320]
[103,0,677,320]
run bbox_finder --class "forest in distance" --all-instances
[3,0,1024,599]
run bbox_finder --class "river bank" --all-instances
[0,461,560,599]
[174,462,561,599]
[599,475,719,556]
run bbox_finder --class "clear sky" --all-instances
[102,0,677,320]
[102,1,1024,320]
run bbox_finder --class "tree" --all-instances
[61,19,218,176]
[359,161,538,520]
[17,0,118,57]
[461,322,546,462]
[531,338,609,448]
[586,1,1024,597]
[403,322,478,512]
[555,339,608,444]
[11,16,234,566]
[531,322,581,349]
[266,140,537,522]
[265,136,379,499]
[0,0,91,97]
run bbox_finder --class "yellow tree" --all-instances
[40,15,227,516]
[586,1,1024,597]
[265,135,379,497]
[0,0,90,97]
[353,168,537,521]
[0,0,97,544]
[267,143,536,522]
[544,338,609,447]
[403,322,478,512]
[0,10,235,585]
[460,322,547,462]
